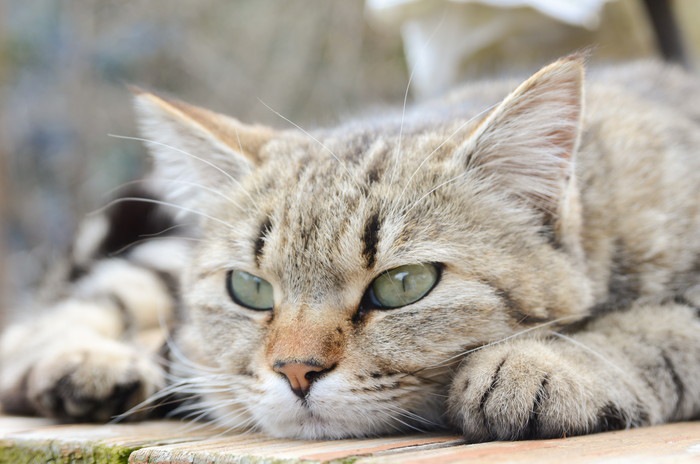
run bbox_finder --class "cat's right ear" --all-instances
[132,89,276,209]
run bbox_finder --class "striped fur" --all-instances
[1,57,699,440]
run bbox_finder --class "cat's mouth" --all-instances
[235,369,448,439]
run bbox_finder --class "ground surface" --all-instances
[0,415,698,463]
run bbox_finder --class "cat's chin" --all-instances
[248,390,389,439]
[236,374,440,439]
[258,414,375,440]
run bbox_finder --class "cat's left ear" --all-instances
[456,56,584,221]
[132,89,276,209]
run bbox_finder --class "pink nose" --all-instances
[273,361,334,399]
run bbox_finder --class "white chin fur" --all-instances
[210,373,419,439]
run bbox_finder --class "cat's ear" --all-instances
[457,56,584,219]
[132,89,276,208]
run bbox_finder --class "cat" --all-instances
[1,55,699,442]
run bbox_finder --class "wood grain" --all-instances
[0,415,697,464]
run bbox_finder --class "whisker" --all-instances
[158,179,243,208]
[102,178,241,208]
[402,171,469,217]
[380,407,430,433]
[374,410,408,435]
[110,376,205,423]
[549,331,632,379]
[407,315,582,377]
[387,404,441,428]
[89,197,238,231]
[107,134,257,205]
[163,335,224,375]
[107,134,241,186]
[208,416,258,439]
[108,234,201,258]
[388,8,448,188]
[395,101,500,215]
[256,99,361,191]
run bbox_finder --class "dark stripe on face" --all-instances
[254,216,273,266]
[364,142,389,186]
[362,212,382,269]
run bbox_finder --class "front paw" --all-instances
[26,338,163,422]
[446,338,647,441]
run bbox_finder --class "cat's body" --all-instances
[1,56,699,441]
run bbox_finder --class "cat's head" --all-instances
[134,56,594,438]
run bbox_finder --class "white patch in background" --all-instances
[366,0,609,97]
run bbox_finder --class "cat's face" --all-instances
[137,56,594,438]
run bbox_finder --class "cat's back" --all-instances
[575,62,700,305]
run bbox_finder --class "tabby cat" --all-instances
[1,56,699,441]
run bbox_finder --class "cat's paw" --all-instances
[446,338,647,441]
[25,338,163,422]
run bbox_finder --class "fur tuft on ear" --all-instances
[458,56,584,218]
[132,90,275,210]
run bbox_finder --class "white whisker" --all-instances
[402,171,469,217]
[411,315,582,376]
[107,134,241,187]
[108,134,257,204]
[89,197,237,231]
[388,8,447,188]
[549,331,631,379]
[102,178,241,208]
[109,234,201,258]
[256,99,361,190]
[395,101,500,216]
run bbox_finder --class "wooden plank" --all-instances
[0,415,698,464]
[0,418,218,464]
[0,415,56,436]
[128,422,700,464]
[131,433,465,463]
[354,422,700,463]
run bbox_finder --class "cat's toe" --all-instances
[446,339,644,442]
[27,340,163,422]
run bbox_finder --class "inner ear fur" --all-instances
[132,89,277,209]
[132,89,276,164]
[455,55,585,253]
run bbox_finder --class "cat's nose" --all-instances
[273,361,335,399]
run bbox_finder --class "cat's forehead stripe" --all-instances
[254,216,273,267]
[362,211,382,269]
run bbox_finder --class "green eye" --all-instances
[226,270,274,311]
[369,263,440,309]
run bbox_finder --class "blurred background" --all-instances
[1,0,699,320]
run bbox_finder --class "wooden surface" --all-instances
[0,415,698,463]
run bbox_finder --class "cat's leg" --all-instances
[1,185,188,421]
[0,257,177,422]
[447,302,700,441]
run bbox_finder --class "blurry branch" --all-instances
[641,0,690,68]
